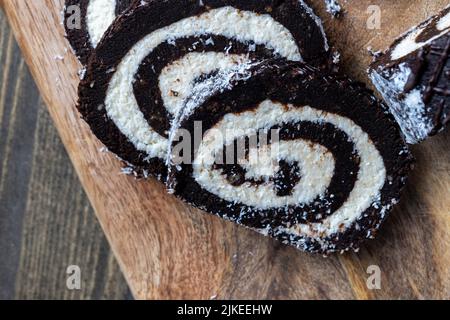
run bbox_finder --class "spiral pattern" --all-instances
[78,0,330,178]
[168,61,413,253]
[74,0,412,253]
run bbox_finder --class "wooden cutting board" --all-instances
[1,0,449,299]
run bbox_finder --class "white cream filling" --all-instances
[391,8,450,60]
[437,9,450,30]
[160,52,249,116]
[195,137,335,208]
[105,6,302,160]
[86,0,117,47]
[192,101,386,237]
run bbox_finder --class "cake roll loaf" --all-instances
[369,5,450,144]
[167,60,413,254]
[78,0,331,178]
[64,0,136,64]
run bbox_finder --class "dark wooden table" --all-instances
[0,10,131,300]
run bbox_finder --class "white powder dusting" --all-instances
[324,0,342,17]
[370,63,433,143]
[160,52,249,116]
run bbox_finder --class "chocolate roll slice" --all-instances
[369,5,450,144]
[64,0,136,64]
[78,0,331,178]
[167,60,413,254]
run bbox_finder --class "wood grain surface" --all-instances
[0,9,131,300]
[1,0,449,299]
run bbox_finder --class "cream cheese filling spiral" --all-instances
[192,100,386,237]
[104,7,302,160]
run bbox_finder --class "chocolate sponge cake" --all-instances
[64,0,136,64]
[167,60,413,254]
[370,5,450,144]
[78,0,332,178]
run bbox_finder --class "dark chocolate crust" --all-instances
[169,60,413,254]
[370,5,450,143]
[64,0,136,65]
[78,0,331,178]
